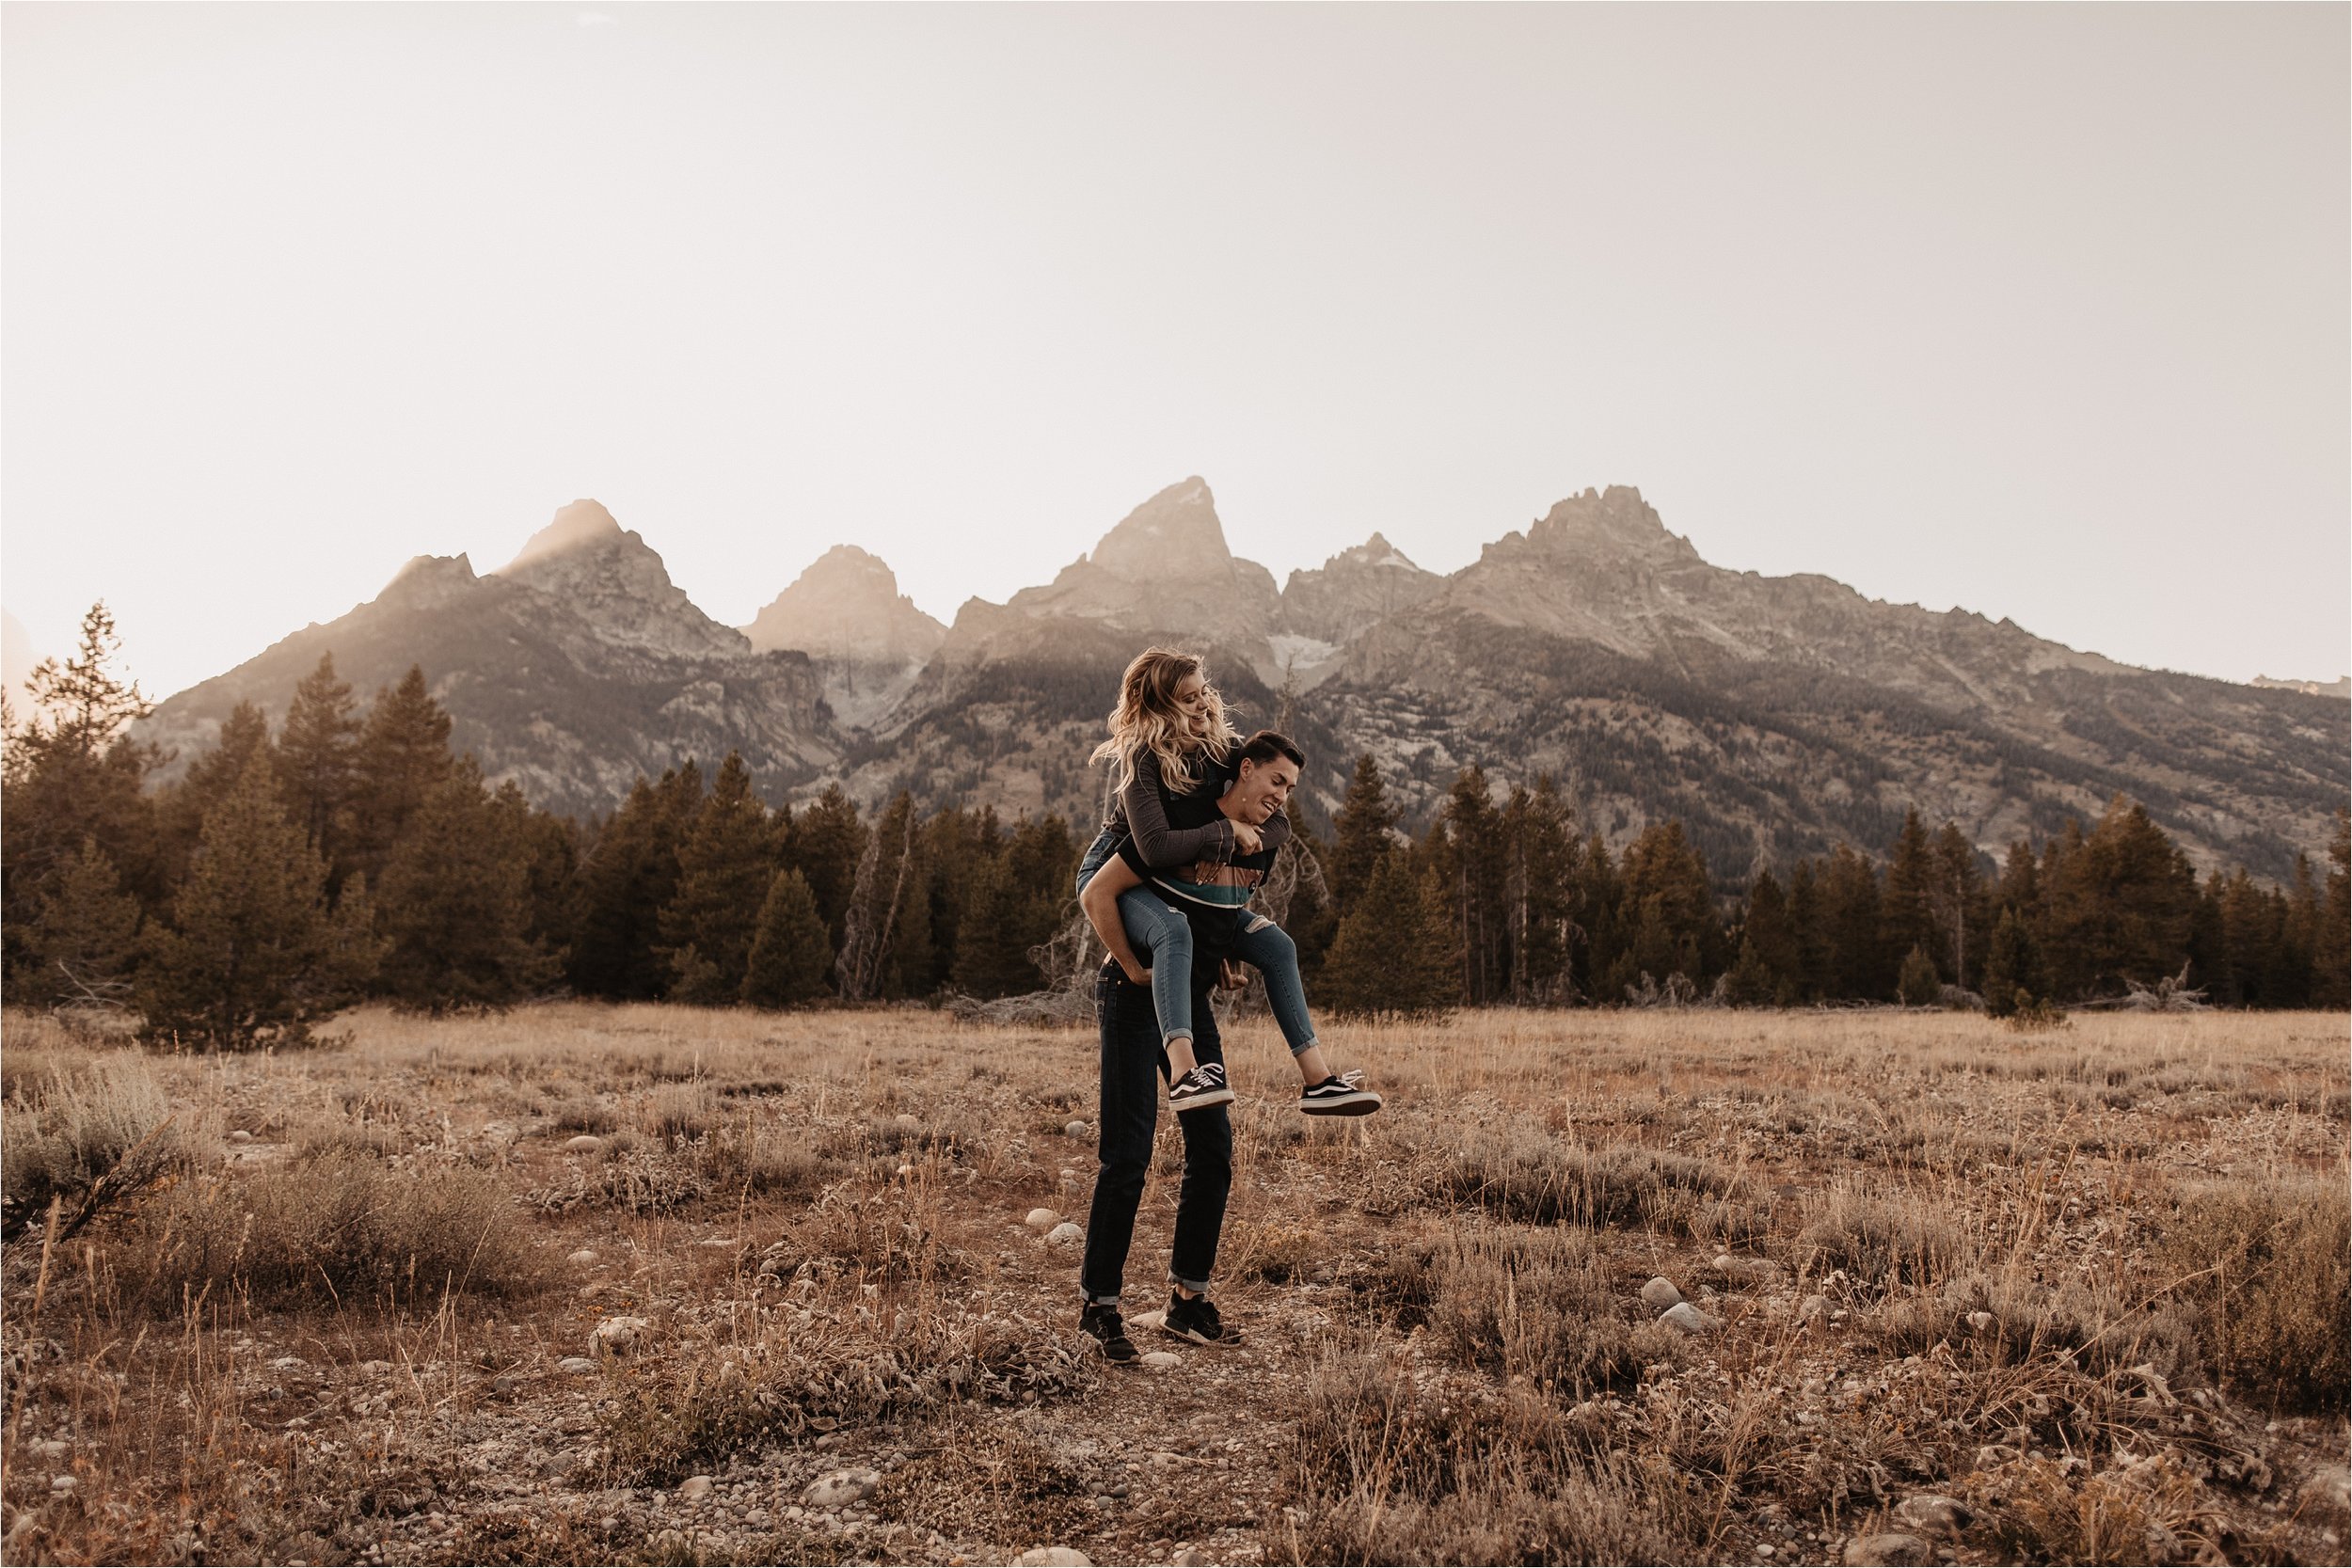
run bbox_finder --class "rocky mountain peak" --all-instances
[1087,476,1233,581]
[1279,531,1444,647]
[743,545,946,665]
[378,552,481,610]
[1524,484,1700,564]
[489,499,745,659]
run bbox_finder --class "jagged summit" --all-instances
[1087,476,1232,580]
[744,546,945,664]
[1279,531,1443,646]
[377,553,480,610]
[1523,484,1701,562]
[501,499,626,573]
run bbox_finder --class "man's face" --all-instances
[1232,754,1299,824]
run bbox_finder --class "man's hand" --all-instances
[1230,820,1263,855]
[1120,958,1152,988]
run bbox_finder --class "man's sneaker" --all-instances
[1079,1302,1138,1363]
[1168,1062,1235,1113]
[1163,1290,1240,1346]
[1299,1073,1383,1116]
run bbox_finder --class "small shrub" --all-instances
[1798,1183,1970,1286]
[2155,1175,2350,1412]
[118,1152,541,1310]
[644,1083,714,1139]
[1420,1227,1677,1397]
[1438,1128,1741,1233]
[700,1117,836,1198]
[548,1096,619,1134]
[1,1054,193,1241]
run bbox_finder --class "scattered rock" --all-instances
[1639,1276,1684,1310]
[1798,1293,1834,1326]
[1843,1531,1931,1566]
[1965,1310,1995,1334]
[1132,1310,1168,1332]
[1025,1208,1062,1231]
[678,1475,712,1501]
[803,1468,881,1509]
[1894,1495,1971,1537]
[1711,1253,1738,1272]
[557,1356,597,1375]
[568,1248,598,1266]
[51,1475,76,1494]
[269,1355,310,1372]
[1173,1551,1208,1567]
[565,1134,604,1152]
[489,1375,518,1398]
[1660,1302,1713,1334]
[697,1236,736,1248]
[1140,1352,1182,1370]
[228,1130,254,1144]
[894,1113,921,1132]
[1013,1550,1093,1567]
[357,1359,392,1378]
[591,1315,650,1355]
[1064,1120,1090,1140]
[1045,1222,1084,1246]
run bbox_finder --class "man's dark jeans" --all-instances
[1080,963,1232,1306]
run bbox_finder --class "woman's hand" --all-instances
[1231,820,1263,855]
[1218,958,1249,992]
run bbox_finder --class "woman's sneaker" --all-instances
[1079,1303,1138,1363]
[1299,1074,1383,1116]
[1163,1289,1239,1346]
[1168,1062,1235,1113]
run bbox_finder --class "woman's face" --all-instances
[1170,671,1209,735]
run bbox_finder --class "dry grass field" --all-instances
[2,1000,2346,1566]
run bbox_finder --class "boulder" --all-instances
[1639,1276,1684,1309]
[1013,1552,1094,1567]
[1064,1120,1090,1140]
[565,1134,604,1153]
[1140,1351,1182,1370]
[1893,1495,1971,1536]
[1045,1221,1084,1246]
[1660,1302,1713,1334]
[1843,1532,1931,1566]
[591,1315,651,1355]
[1025,1208,1061,1232]
[678,1475,712,1500]
[558,1356,597,1375]
[802,1467,881,1509]
[568,1248,598,1266]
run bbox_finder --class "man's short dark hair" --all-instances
[1238,729,1305,769]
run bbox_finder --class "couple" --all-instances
[1068,647,1382,1363]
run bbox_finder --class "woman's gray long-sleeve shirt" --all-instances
[1102,748,1292,870]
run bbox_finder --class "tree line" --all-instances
[4,608,2344,1047]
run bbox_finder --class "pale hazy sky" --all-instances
[5,3,2345,701]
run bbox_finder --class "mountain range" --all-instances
[133,481,2349,888]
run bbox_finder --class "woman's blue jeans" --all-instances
[1075,828,1321,1055]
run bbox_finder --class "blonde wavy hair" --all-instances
[1089,646,1240,797]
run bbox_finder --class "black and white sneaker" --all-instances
[1298,1073,1383,1116]
[1164,1290,1240,1346]
[1080,1302,1138,1363]
[1168,1062,1235,1113]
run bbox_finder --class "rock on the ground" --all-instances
[565,1134,605,1152]
[1064,1120,1089,1139]
[1660,1302,1713,1334]
[802,1468,881,1509]
[228,1130,254,1144]
[1140,1351,1182,1370]
[558,1356,597,1374]
[1045,1221,1084,1245]
[1799,1293,1833,1325]
[894,1113,921,1132]
[1013,1550,1093,1567]
[1966,1310,1995,1334]
[1639,1276,1684,1309]
[568,1248,598,1266]
[1173,1551,1208,1567]
[678,1475,712,1500]
[1025,1208,1062,1231]
[1132,1310,1167,1331]
[1843,1532,1931,1566]
[591,1315,651,1355]
[1894,1495,1971,1536]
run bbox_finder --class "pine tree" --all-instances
[1980,907,2034,1017]
[836,791,930,1001]
[157,701,275,890]
[1929,821,1985,988]
[788,784,866,953]
[274,652,362,883]
[139,755,381,1048]
[1575,832,1627,1004]
[1820,845,1888,1000]
[2,602,166,979]
[1439,767,1509,1004]
[348,667,454,885]
[657,752,777,1005]
[13,837,143,1008]
[1320,852,1462,1019]
[2322,810,2350,1009]
[1898,943,1943,1007]
[1618,819,1720,985]
[1883,809,1937,974]
[2042,797,2198,999]
[1504,776,1579,1004]
[1721,938,1775,1007]
[1327,754,1401,921]
[741,867,832,1007]
[1742,867,1800,1004]
[568,765,699,999]
[375,757,559,1013]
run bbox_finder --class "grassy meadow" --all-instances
[1,1001,2346,1566]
